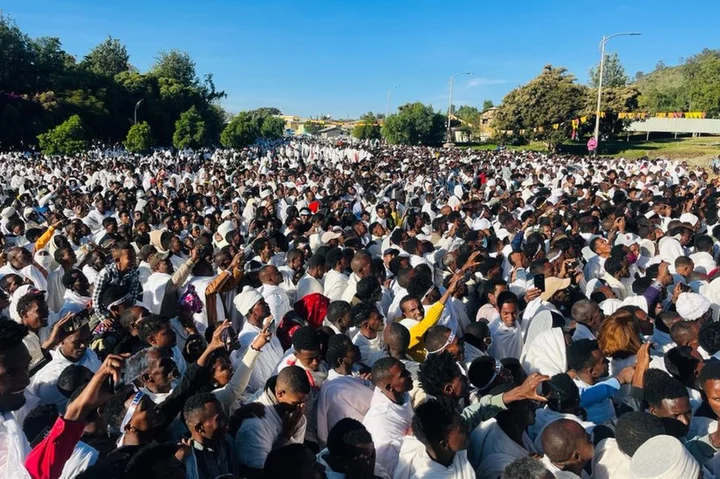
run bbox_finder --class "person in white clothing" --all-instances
[258,265,292,323]
[394,397,475,479]
[323,248,349,302]
[539,419,594,478]
[487,291,524,360]
[25,323,101,413]
[362,357,414,475]
[315,418,391,479]
[0,319,33,479]
[231,286,284,400]
[341,251,373,303]
[235,365,310,477]
[296,254,326,302]
[350,303,387,367]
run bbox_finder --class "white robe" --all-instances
[25,348,101,413]
[59,441,99,479]
[362,388,413,476]
[352,332,388,367]
[0,412,32,479]
[230,321,284,401]
[46,266,66,314]
[521,328,567,377]
[468,418,535,479]
[142,272,172,315]
[487,319,523,360]
[259,284,292,324]
[591,438,632,479]
[323,269,349,302]
[394,436,475,479]
[235,388,307,470]
[296,274,324,302]
[316,375,373,446]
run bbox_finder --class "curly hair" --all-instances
[418,351,460,398]
[615,411,665,456]
[0,318,28,351]
[327,418,372,461]
[412,397,462,446]
[699,322,720,356]
[643,369,688,408]
[16,291,45,320]
[597,310,642,358]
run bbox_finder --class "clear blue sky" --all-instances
[3,0,717,118]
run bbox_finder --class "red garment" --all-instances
[308,200,321,213]
[294,293,330,330]
[25,417,86,479]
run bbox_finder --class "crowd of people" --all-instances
[1,138,720,478]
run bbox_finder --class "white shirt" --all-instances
[362,388,413,475]
[341,273,361,303]
[394,436,475,479]
[690,251,717,274]
[259,283,292,324]
[323,269,348,302]
[235,388,307,469]
[487,319,523,360]
[0,412,32,479]
[296,273,324,302]
[230,321,284,400]
[26,348,101,413]
[317,375,374,446]
[352,332,388,367]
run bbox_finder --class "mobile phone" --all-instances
[221,325,240,352]
[119,349,149,391]
[63,309,90,334]
[534,273,546,292]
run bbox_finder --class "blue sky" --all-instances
[3,1,717,118]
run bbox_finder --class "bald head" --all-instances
[259,265,281,286]
[384,322,410,354]
[351,251,372,278]
[541,419,587,464]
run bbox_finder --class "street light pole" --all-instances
[593,32,640,149]
[386,86,398,118]
[446,72,473,144]
[134,99,144,125]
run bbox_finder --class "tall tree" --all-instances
[352,112,381,140]
[151,50,197,86]
[589,52,628,88]
[482,100,494,112]
[260,115,285,140]
[0,13,37,92]
[81,36,130,78]
[494,65,586,150]
[124,121,154,153]
[381,102,445,146]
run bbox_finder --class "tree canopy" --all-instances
[37,114,86,155]
[589,52,628,88]
[352,112,382,140]
[381,103,445,146]
[220,110,285,148]
[0,13,226,151]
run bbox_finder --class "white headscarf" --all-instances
[521,327,568,377]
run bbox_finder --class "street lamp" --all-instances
[446,72,473,144]
[386,86,399,118]
[134,99,144,125]
[593,32,640,149]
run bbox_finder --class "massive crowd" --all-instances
[1,138,720,478]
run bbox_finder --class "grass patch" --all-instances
[467,137,720,166]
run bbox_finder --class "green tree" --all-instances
[173,106,206,149]
[221,112,260,148]
[81,36,129,77]
[0,13,37,92]
[381,102,446,146]
[352,112,381,140]
[151,50,197,86]
[589,52,628,88]
[124,121,154,153]
[493,65,586,151]
[303,121,322,135]
[683,49,720,116]
[37,114,86,155]
[482,100,494,112]
[260,115,285,140]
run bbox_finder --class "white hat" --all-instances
[233,286,264,316]
[260,189,272,200]
[679,213,699,227]
[321,231,342,244]
[214,220,237,249]
[135,199,148,212]
[630,435,699,479]
[221,210,232,220]
[471,218,492,231]
[1,207,15,219]
[676,292,711,320]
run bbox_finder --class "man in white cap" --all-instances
[630,435,700,479]
[676,292,712,323]
[231,286,284,401]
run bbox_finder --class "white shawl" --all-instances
[521,328,567,377]
[316,375,373,446]
[487,319,523,360]
[468,418,535,474]
[0,412,32,479]
[394,436,475,479]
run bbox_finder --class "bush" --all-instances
[124,121,154,153]
[172,106,206,150]
[37,114,86,155]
